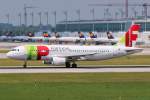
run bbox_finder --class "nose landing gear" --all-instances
[65,62,71,68]
[23,60,27,68]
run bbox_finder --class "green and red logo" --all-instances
[26,45,49,60]
[125,24,140,47]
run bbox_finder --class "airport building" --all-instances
[56,18,150,32]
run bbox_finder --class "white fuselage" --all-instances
[7,45,142,61]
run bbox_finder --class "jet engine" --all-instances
[43,57,66,65]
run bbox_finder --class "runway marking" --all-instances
[0,67,150,73]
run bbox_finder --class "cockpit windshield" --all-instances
[11,49,16,51]
[11,49,19,51]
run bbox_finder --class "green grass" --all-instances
[0,73,150,100]
[0,59,44,66]
[0,55,150,67]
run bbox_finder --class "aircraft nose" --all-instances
[6,46,27,60]
[6,52,13,58]
[7,51,19,59]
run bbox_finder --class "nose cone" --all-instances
[7,46,27,60]
[6,51,20,59]
[6,52,13,58]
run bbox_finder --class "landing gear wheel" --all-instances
[72,63,77,68]
[23,61,27,68]
[65,62,71,68]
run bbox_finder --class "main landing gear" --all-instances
[65,62,77,68]
[72,62,77,68]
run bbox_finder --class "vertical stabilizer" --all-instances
[117,24,140,47]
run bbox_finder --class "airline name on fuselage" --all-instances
[50,46,71,51]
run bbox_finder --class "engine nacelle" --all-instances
[43,57,66,65]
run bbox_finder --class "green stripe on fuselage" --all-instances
[26,46,37,60]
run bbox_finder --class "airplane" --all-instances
[28,31,118,45]
[0,35,29,42]
[7,24,142,68]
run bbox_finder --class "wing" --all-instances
[54,52,98,61]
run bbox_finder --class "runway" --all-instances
[0,53,7,58]
[1,66,150,73]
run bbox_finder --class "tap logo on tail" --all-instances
[118,24,140,47]
[125,24,140,47]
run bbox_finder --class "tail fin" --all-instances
[118,24,140,47]
[78,32,85,38]
[107,31,114,39]
[89,32,97,38]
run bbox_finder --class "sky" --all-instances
[0,0,150,26]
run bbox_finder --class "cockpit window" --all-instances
[11,49,19,51]
[11,49,16,51]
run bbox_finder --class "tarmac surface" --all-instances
[0,53,7,59]
[0,42,45,49]
[0,66,150,73]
